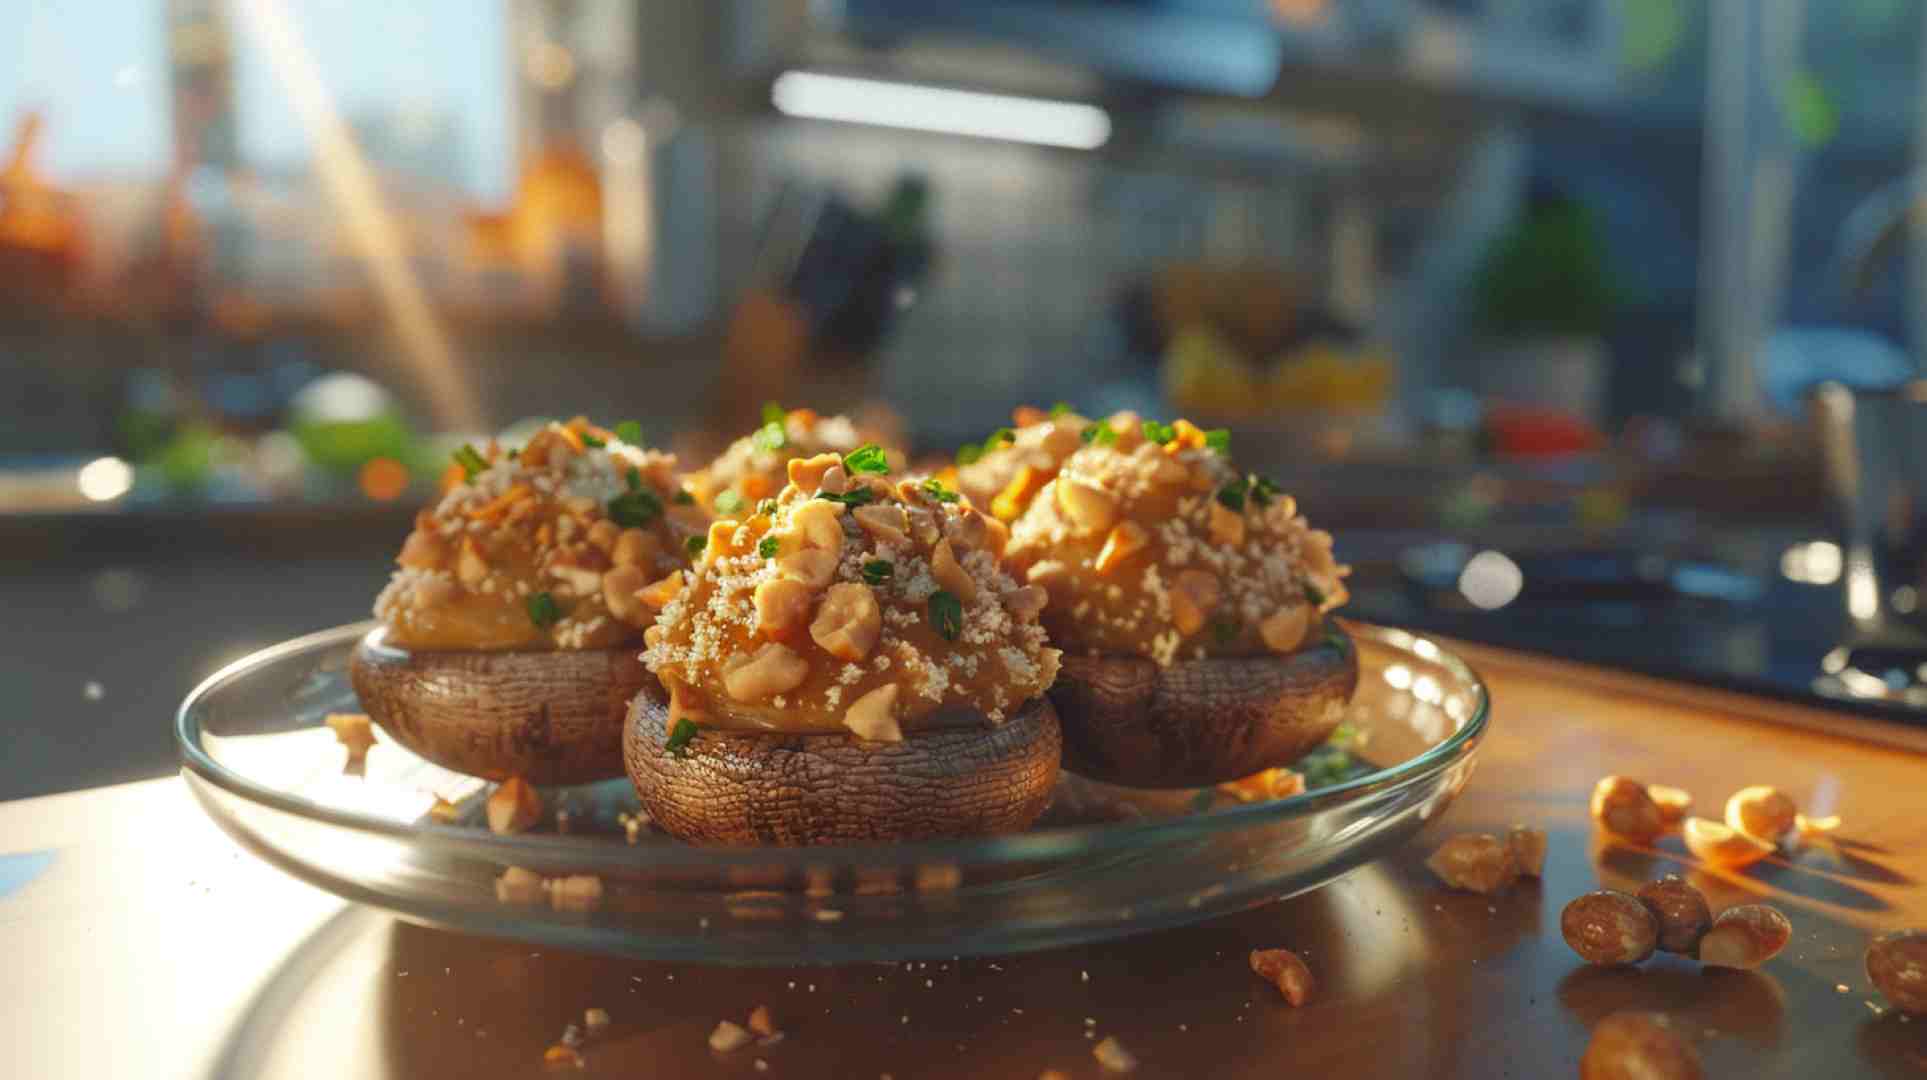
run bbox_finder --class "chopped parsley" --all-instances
[816,487,875,507]
[758,535,780,560]
[1304,583,1325,607]
[761,401,787,425]
[928,589,964,641]
[955,442,985,466]
[664,718,698,759]
[685,535,708,558]
[1249,473,1281,507]
[1049,402,1073,418]
[613,420,643,444]
[861,559,894,585]
[920,477,961,503]
[713,489,744,515]
[985,426,1016,449]
[607,489,663,527]
[1215,476,1249,511]
[1141,419,1176,444]
[757,498,779,516]
[1205,428,1232,454]
[625,467,642,492]
[526,592,561,628]
[580,432,606,448]
[452,443,488,481]
[672,489,695,505]
[753,419,787,452]
[844,443,891,475]
[1080,420,1119,446]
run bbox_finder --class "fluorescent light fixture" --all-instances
[772,71,1111,150]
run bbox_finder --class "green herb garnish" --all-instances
[526,592,561,628]
[1215,476,1249,511]
[664,718,698,759]
[844,443,891,475]
[673,489,695,505]
[1304,583,1325,607]
[685,535,708,558]
[928,589,964,641]
[452,443,488,481]
[758,535,780,559]
[862,559,894,585]
[1049,402,1073,418]
[1141,420,1176,444]
[985,426,1016,448]
[920,477,961,503]
[955,442,985,466]
[625,467,642,492]
[613,420,643,445]
[816,488,876,507]
[713,490,744,515]
[1324,629,1348,652]
[761,401,787,425]
[607,489,663,527]
[757,498,778,516]
[1249,473,1280,507]
[753,419,787,452]
[1080,420,1119,446]
[1205,428,1232,454]
[580,432,606,448]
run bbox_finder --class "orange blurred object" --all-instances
[1483,403,1604,458]
[358,457,411,502]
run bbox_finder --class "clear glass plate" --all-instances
[177,621,1487,964]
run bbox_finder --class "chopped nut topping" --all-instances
[723,642,811,702]
[1054,477,1119,535]
[854,503,910,545]
[1207,499,1245,546]
[397,529,446,569]
[931,539,979,602]
[812,582,883,662]
[611,527,659,568]
[637,570,686,610]
[1093,521,1150,575]
[845,683,902,742]
[1259,606,1310,653]
[754,577,815,639]
[1167,569,1220,635]
[456,537,490,586]
[786,452,843,492]
[602,565,651,625]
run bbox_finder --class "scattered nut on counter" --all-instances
[1681,817,1773,868]
[1698,904,1792,969]
[1723,785,1797,845]
[584,1007,610,1035]
[747,1005,778,1038]
[494,866,544,905]
[1506,824,1548,878]
[1590,776,1665,844]
[542,1044,583,1069]
[1866,930,1927,1015]
[709,1020,754,1053]
[486,776,543,835]
[1635,875,1713,956]
[1795,813,1842,836]
[1579,1011,1703,1080]
[1647,784,1693,825]
[1562,890,1660,967]
[1426,833,1517,895]
[1250,948,1314,1006]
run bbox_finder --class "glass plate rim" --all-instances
[175,619,1488,871]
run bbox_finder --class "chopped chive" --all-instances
[665,718,698,759]
[761,401,787,425]
[580,432,606,448]
[625,467,642,492]
[861,559,894,585]
[607,489,663,527]
[816,487,875,507]
[843,443,891,475]
[955,442,984,466]
[758,535,780,560]
[1080,420,1118,446]
[685,535,708,558]
[673,489,695,505]
[1215,476,1248,511]
[713,490,744,515]
[928,589,964,641]
[613,420,643,445]
[1049,402,1073,418]
[920,477,961,503]
[753,419,787,452]
[1205,428,1232,454]
[452,443,488,481]
[526,592,561,628]
[1141,420,1176,444]
[1249,473,1280,507]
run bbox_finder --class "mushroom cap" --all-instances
[1049,626,1358,788]
[349,625,646,784]
[625,679,1061,846]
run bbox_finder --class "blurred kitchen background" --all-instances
[7,0,1927,799]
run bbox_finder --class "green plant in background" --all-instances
[290,411,420,476]
[1472,193,1616,340]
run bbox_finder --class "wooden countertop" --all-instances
[4,644,1925,1078]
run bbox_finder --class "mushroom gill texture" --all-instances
[1048,627,1358,788]
[625,681,1061,846]
[350,625,648,784]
